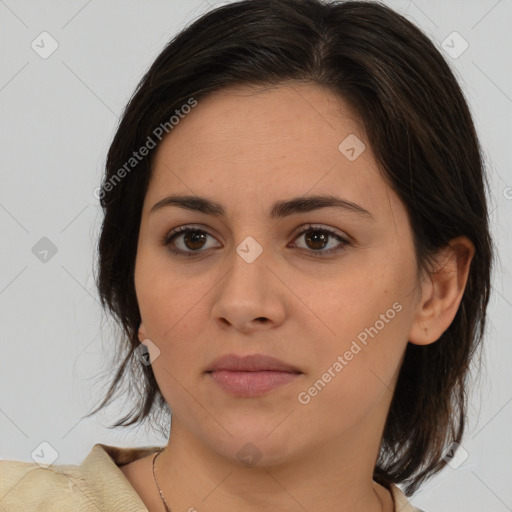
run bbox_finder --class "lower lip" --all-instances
[208,370,301,397]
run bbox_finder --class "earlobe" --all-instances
[408,236,475,346]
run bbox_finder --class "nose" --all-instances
[211,244,287,333]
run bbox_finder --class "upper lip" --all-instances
[206,353,302,373]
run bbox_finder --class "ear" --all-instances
[138,322,148,342]
[408,236,475,346]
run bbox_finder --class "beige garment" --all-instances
[0,443,424,511]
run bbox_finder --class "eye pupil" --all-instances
[185,231,207,250]
[305,230,328,250]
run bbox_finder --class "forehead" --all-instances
[156,81,365,160]
[145,82,390,219]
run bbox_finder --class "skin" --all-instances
[119,82,474,512]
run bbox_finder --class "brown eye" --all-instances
[163,223,350,258]
[304,230,329,250]
[163,226,221,256]
[181,230,208,250]
[291,225,350,257]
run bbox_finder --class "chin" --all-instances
[205,421,301,468]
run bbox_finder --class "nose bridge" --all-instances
[224,233,270,294]
[211,233,286,329]
[223,205,270,268]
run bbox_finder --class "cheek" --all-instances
[135,245,200,335]
[300,300,407,397]
[293,255,416,410]
[293,307,410,440]
[135,267,206,411]
[134,245,225,355]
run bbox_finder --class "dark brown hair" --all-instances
[85,0,493,495]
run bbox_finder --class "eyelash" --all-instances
[161,224,350,258]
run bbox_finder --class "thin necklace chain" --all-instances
[152,448,171,512]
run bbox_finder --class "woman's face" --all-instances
[134,82,424,467]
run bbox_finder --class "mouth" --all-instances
[207,370,301,397]
[205,353,303,397]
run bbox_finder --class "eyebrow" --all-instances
[149,194,373,219]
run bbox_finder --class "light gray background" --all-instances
[1,0,511,510]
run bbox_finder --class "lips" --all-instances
[205,353,303,397]
[205,353,302,374]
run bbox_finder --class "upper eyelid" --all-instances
[167,223,348,237]
[290,224,349,244]
[166,223,350,245]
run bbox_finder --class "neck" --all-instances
[154,417,392,512]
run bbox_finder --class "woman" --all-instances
[0,0,493,511]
